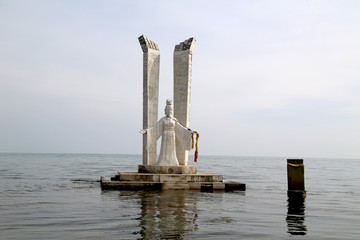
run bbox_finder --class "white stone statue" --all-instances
[140,99,194,166]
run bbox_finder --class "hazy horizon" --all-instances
[1,152,359,161]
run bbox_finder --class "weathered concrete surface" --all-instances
[101,178,162,190]
[138,165,197,174]
[224,181,246,191]
[139,35,160,166]
[101,177,245,191]
[173,38,196,166]
[118,171,223,183]
[189,181,245,191]
[162,183,190,190]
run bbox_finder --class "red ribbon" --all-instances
[192,131,199,162]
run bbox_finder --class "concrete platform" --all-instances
[101,170,246,192]
[101,178,246,191]
[114,171,223,183]
[138,165,197,174]
[101,180,162,190]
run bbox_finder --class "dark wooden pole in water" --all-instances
[287,159,306,198]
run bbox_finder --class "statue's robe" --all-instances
[146,116,192,166]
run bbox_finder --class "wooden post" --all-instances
[287,159,306,198]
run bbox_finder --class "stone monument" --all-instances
[139,99,193,167]
[173,38,196,166]
[100,35,245,192]
[138,35,160,166]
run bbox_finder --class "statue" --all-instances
[140,99,195,166]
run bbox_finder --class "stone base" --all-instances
[114,171,222,182]
[138,165,196,174]
[100,171,246,192]
[101,178,246,191]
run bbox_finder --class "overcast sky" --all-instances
[0,0,359,158]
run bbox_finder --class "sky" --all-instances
[0,0,359,158]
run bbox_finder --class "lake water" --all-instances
[0,153,359,239]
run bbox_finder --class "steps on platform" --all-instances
[101,171,245,192]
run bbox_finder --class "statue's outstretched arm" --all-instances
[172,117,194,133]
[139,118,164,141]
[139,129,147,134]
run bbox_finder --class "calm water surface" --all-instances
[0,153,359,239]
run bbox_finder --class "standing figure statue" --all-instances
[140,99,195,166]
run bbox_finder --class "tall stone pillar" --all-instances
[173,38,196,166]
[138,35,160,165]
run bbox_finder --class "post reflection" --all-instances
[138,190,198,239]
[286,196,307,236]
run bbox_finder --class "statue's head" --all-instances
[165,99,173,117]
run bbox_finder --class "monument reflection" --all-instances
[138,190,198,239]
[286,197,307,236]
